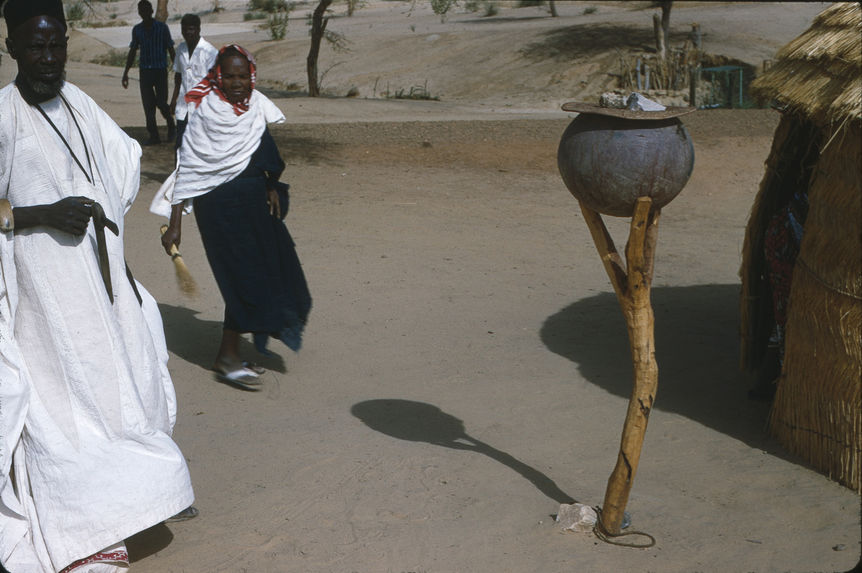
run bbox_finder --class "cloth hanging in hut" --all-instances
[763,189,809,361]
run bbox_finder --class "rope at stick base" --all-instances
[593,506,656,548]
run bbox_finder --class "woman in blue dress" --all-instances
[156,44,311,389]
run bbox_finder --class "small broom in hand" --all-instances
[160,224,198,297]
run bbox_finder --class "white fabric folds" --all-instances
[150,89,285,217]
[0,82,194,572]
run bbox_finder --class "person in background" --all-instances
[121,0,176,145]
[169,13,217,148]
[154,44,312,390]
[0,0,195,569]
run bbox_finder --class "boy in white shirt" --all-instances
[169,13,218,147]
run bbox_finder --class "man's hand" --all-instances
[42,196,94,235]
[122,47,136,89]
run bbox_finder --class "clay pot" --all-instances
[557,113,695,217]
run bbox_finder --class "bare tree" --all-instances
[661,1,671,52]
[156,0,168,22]
[307,0,333,97]
[652,1,671,61]
[549,0,557,17]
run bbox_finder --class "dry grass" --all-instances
[769,122,862,491]
[741,3,862,491]
[751,3,861,125]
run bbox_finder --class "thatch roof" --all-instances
[751,2,861,126]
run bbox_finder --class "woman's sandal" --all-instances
[242,361,266,375]
[213,364,263,391]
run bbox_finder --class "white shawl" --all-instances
[150,88,285,217]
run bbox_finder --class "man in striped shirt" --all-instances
[121,0,176,145]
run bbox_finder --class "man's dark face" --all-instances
[138,2,153,21]
[6,16,67,100]
[181,23,200,47]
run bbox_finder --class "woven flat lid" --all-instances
[561,101,696,120]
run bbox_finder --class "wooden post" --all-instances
[653,12,666,62]
[579,197,660,535]
[689,65,697,108]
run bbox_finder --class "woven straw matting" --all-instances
[768,122,861,492]
[751,2,861,125]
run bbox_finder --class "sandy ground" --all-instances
[2,1,860,572]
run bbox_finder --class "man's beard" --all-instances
[29,71,66,98]
[17,70,66,103]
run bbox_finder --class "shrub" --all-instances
[267,12,288,40]
[430,0,457,22]
[91,49,133,67]
[65,1,86,22]
[248,0,288,14]
[387,81,439,101]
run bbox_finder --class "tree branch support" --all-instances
[579,197,661,536]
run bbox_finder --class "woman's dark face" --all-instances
[221,54,251,105]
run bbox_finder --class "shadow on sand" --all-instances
[521,23,689,62]
[540,284,777,452]
[126,523,173,564]
[351,399,576,505]
[157,303,286,374]
[121,125,340,168]
[349,286,782,505]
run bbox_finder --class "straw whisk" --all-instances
[160,224,198,297]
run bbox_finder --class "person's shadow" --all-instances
[126,523,173,563]
[540,284,776,452]
[158,303,286,373]
[351,399,576,505]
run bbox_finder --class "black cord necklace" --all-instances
[34,93,94,185]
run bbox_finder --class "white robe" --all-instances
[0,82,194,572]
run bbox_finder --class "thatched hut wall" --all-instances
[740,2,861,491]
[770,122,861,490]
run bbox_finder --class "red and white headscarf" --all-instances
[184,44,257,116]
[151,44,285,216]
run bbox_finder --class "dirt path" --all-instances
[123,109,861,572]
[2,1,857,570]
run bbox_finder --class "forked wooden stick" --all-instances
[160,224,198,297]
[579,196,660,536]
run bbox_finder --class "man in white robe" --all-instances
[0,1,195,570]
